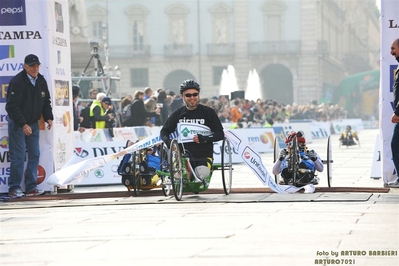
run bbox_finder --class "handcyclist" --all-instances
[272,131,324,186]
[339,125,359,146]
[160,79,224,185]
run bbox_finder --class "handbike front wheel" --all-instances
[221,137,232,195]
[168,139,183,201]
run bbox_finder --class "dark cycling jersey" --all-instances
[160,104,224,159]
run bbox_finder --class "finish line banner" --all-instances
[48,124,315,194]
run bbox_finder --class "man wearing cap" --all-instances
[89,92,114,129]
[6,54,54,198]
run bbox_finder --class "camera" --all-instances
[89,38,100,54]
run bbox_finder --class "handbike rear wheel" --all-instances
[291,136,299,186]
[327,135,332,188]
[159,144,171,196]
[221,137,232,195]
[169,139,183,201]
[273,136,280,183]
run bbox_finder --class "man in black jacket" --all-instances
[72,85,85,132]
[6,54,54,198]
[160,79,224,184]
[387,38,399,188]
[123,90,160,127]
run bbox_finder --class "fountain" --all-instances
[219,65,239,97]
[245,69,262,101]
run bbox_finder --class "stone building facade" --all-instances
[70,0,380,105]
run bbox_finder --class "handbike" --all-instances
[118,142,168,196]
[339,131,360,148]
[157,137,233,201]
[273,135,333,187]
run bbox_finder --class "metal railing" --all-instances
[164,44,193,57]
[110,45,151,58]
[206,43,235,56]
[248,40,301,55]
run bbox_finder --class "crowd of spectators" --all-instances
[209,96,348,127]
[77,87,348,130]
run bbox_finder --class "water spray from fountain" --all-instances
[245,69,262,101]
[219,65,239,97]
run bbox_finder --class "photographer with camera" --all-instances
[89,93,115,129]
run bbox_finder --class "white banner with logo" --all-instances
[309,121,331,139]
[0,0,73,194]
[330,119,364,134]
[380,0,399,183]
[274,122,313,142]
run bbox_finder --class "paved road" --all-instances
[0,129,398,266]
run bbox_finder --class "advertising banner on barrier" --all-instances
[330,119,364,134]
[0,0,72,194]
[309,121,331,139]
[274,122,313,142]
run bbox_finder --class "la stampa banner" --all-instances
[379,0,399,184]
[0,0,73,193]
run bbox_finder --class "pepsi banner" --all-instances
[0,0,73,193]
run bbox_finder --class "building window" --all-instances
[209,3,232,44]
[87,5,107,41]
[130,68,149,87]
[92,21,107,40]
[132,20,144,51]
[262,1,286,41]
[213,66,225,85]
[126,5,148,51]
[267,15,281,41]
[166,4,189,45]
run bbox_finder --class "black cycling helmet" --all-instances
[180,79,200,94]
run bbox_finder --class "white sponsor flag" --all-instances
[223,130,315,194]
[47,133,162,186]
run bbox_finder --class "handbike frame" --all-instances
[157,137,233,201]
[274,135,333,187]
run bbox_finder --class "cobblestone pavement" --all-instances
[0,129,398,266]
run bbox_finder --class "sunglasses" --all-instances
[184,93,199,98]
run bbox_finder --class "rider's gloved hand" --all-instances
[197,134,207,143]
[279,148,288,161]
[307,150,317,161]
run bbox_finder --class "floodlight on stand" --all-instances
[114,65,121,78]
